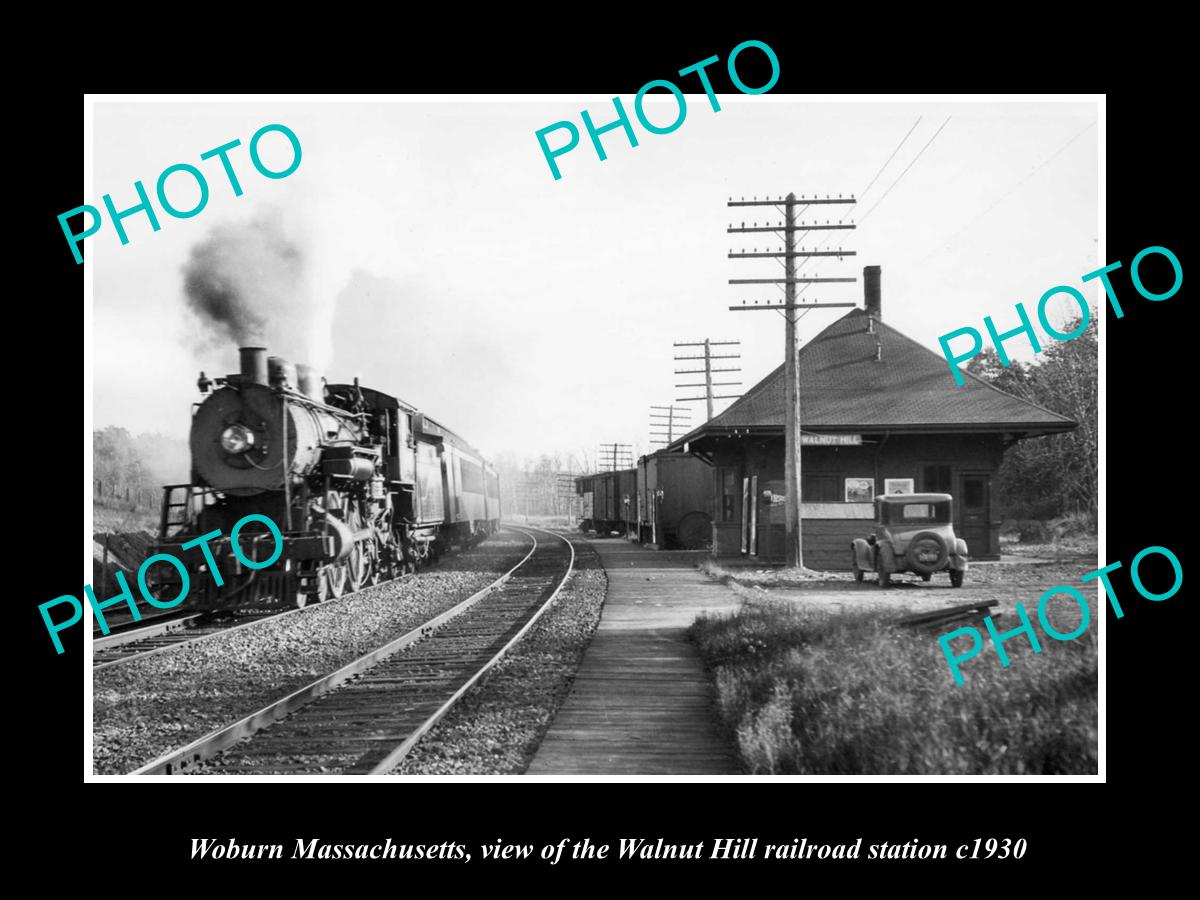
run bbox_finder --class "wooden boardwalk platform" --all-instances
[527,539,742,775]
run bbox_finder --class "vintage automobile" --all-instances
[851,493,968,587]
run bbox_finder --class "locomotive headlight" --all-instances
[220,424,255,454]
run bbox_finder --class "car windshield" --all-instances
[885,500,951,524]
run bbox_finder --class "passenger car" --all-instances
[851,493,967,587]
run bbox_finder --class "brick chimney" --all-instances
[864,265,881,321]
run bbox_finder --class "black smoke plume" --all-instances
[182,208,323,364]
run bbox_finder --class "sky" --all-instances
[90,98,1098,469]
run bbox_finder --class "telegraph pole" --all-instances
[674,340,742,420]
[727,192,857,566]
[555,472,578,523]
[649,404,692,447]
[598,442,633,472]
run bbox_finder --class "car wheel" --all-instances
[950,569,964,588]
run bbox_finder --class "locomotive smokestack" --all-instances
[239,347,268,385]
[268,355,297,390]
[296,364,321,401]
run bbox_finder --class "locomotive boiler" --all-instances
[152,346,501,610]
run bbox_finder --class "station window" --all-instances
[923,464,952,493]
[802,474,839,502]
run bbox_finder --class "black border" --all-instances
[24,27,1189,884]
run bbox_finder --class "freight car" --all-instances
[636,451,713,549]
[577,450,713,549]
[576,467,637,536]
[149,346,500,610]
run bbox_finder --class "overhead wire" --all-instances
[857,115,952,224]
[792,114,933,319]
[736,116,935,327]
[916,119,1097,264]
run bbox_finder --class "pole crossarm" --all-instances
[727,197,855,207]
[728,250,856,259]
[728,224,856,233]
[729,302,857,311]
[729,277,856,285]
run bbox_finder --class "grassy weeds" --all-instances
[690,599,1097,775]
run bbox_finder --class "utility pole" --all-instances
[674,340,742,420]
[727,192,858,566]
[649,404,692,447]
[555,472,577,523]
[597,442,633,472]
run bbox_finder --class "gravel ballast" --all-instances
[392,533,607,775]
[92,534,533,774]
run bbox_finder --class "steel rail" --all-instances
[92,535,484,670]
[368,527,575,774]
[129,527,539,775]
[92,613,204,650]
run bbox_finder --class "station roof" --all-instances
[669,308,1076,448]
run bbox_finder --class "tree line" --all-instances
[491,451,586,520]
[93,427,189,510]
[966,314,1097,522]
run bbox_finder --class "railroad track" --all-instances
[92,611,272,669]
[91,538,482,670]
[130,526,574,775]
[93,608,191,638]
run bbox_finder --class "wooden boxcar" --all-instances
[636,451,714,549]
[577,468,637,535]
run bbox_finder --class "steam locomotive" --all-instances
[152,346,500,610]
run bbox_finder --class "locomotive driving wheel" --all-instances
[346,540,370,592]
[326,562,348,599]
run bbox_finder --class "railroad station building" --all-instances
[668,267,1076,569]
